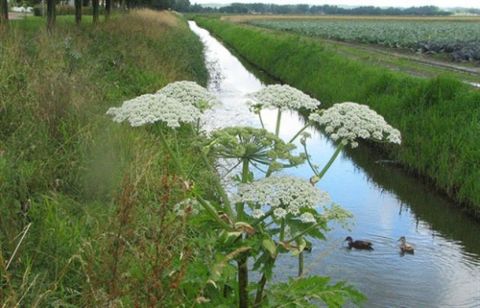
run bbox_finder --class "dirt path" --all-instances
[325,38,480,76]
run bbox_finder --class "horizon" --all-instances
[191,1,480,10]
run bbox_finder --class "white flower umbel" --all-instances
[309,102,401,148]
[233,176,331,219]
[106,93,201,128]
[252,209,266,219]
[157,81,218,111]
[299,212,316,224]
[273,208,288,219]
[248,84,321,111]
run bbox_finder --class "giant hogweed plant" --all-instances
[106,82,401,307]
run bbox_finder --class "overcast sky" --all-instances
[192,0,480,9]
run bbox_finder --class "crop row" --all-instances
[249,20,480,62]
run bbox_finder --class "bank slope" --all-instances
[0,11,216,306]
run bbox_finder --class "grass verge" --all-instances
[194,16,480,217]
[0,10,220,306]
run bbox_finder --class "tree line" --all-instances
[0,0,189,29]
[0,1,457,30]
[187,3,453,16]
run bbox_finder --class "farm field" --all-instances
[221,15,480,86]
[223,15,480,22]
[247,18,480,63]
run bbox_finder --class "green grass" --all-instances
[0,10,219,306]
[194,16,480,217]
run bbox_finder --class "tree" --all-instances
[92,0,99,24]
[74,0,82,25]
[105,0,111,19]
[1,0,9,25]
[47,0,55,31]
[172,0,189,12]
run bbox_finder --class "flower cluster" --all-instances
[157,81,218,111]
[309,102,401,148]
[106,93,201,128]
[248,84,321,111]
[232,176,331,219]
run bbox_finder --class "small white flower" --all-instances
[106,93,201,128]
[299,212,316,224]
[309,102,401,147]
[233,176,331,219]
[248,84,321,111]
[252,209,265,219]
[274,208,287,219]
[157,81,218,111]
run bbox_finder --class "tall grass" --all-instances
[194,17,480,217]
[0,10,215,305]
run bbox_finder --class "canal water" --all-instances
[189,21,480,307]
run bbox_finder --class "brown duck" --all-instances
[345,236,373,250]
[398,236,414,254]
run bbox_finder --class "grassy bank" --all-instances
[0,11,220,306]
[194,17,480,216]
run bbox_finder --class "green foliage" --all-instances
[194,17,480,216]
[267,276,366,307]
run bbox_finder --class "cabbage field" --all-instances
[249,19,480,62]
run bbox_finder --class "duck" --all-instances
[345,236,373,250]
[398,236,414,254]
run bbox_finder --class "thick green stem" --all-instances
[254,273,267,307]
[279,219,286,241]
[274,109,282,137]
[303,142,319,177]
[258,112,265,129]
[288,123,310,144]
[236,159,250,220]
[298,252,304,277]
[238,254,249,308]
[317,143,345,180]
[265,165,274,178]
[237,159,252,307]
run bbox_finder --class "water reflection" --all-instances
[189,21,480,307]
